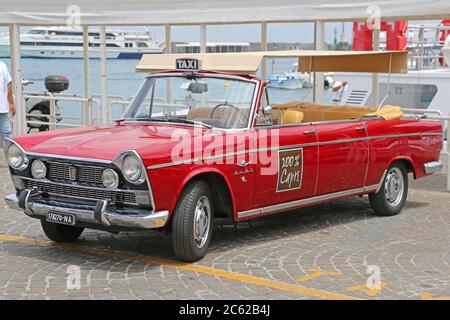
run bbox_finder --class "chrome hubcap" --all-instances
[384,167,404,207]
[193,196,211,249]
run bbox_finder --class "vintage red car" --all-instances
[4,51,443,261]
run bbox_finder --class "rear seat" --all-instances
[272,102,403,122]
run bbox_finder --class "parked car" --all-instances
[4,51,443,261]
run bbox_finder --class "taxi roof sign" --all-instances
[176,58,201,71]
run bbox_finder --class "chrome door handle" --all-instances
[355,126,367,132]
[303,129,317,135]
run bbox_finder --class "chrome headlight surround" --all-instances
[4,139,28,171]
[31,160,47,179]
[112,150,146,185]
[102,168,119,189]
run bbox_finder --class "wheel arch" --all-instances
[387,156,416,178]
[167,168,236,222]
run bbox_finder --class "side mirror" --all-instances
[262,105,272,115]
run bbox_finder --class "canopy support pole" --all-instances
[165,25,171,54]
[82,25,91,125]
[200,24,207,53]
[99,25,109,125]
[165,25,173,114]
[314,21,325,104]
[261,22,268,81]
[372,26,381,107]
[9,24,24,135]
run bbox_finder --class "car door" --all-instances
[252,124,319,209]
[315,120,369,195]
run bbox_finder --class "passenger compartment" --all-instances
[272,102,403,123]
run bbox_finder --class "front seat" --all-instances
[281,110,304,125]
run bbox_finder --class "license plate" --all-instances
[47,211,76,226]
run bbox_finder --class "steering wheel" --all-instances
[211,103,246,127]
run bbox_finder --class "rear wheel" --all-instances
[369,162,408,216]
[172,180,214,262]
[41,220,84,242]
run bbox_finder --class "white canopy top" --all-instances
[1,0,449,25]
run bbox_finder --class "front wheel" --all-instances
[172,180,214,262]
[369,162,408,216]
[41,220,84,242]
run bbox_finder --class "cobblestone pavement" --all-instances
[1,151,450,300]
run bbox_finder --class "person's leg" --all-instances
[0,112,12,143]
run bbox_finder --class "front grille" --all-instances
[48,162,104,185]
[24,179,137,204]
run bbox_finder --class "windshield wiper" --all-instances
[164,118,213,129]
[115,117,212,129]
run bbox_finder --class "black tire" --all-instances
[172,180,214,262]
[41,220,84,242]
[369,162,408,216]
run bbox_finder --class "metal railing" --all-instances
[23,92,100,130]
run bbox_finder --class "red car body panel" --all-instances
[10,72,443,227]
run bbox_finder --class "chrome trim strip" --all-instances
[424,160,444,174]
[237,183,379,219]
[46,160,105,170]
[26,152,111,164]
[4,193,168,230]
[147,143,309,170]
[147,132,441,170]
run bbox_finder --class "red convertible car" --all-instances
[4,51,443,261]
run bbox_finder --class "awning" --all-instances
[136,50,408,74]
[0,0,449,25]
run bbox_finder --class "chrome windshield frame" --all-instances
[121,72,261,131]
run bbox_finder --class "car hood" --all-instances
[16,123,203,166]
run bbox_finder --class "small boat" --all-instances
[268,63,312,89]
[0,26,165,59]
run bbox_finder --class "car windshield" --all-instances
[123,74,256,129]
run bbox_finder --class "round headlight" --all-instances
[7,144,26,169]
[102,169,119,189]
[31,160,46,179]
[122,155,142,183]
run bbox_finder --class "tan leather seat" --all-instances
[186,107,212,120]
[366,105,403,120]
[281,110,304,125]
[272,101,403,121]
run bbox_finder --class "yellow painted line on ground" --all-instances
[420,292,450,300]
[296,268,341,283]
[345,281,387,297]
[0,234,358,300]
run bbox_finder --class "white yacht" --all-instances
[0,27,165,59]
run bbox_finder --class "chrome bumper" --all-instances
[424,160,444,174]
[4,192,168,230]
